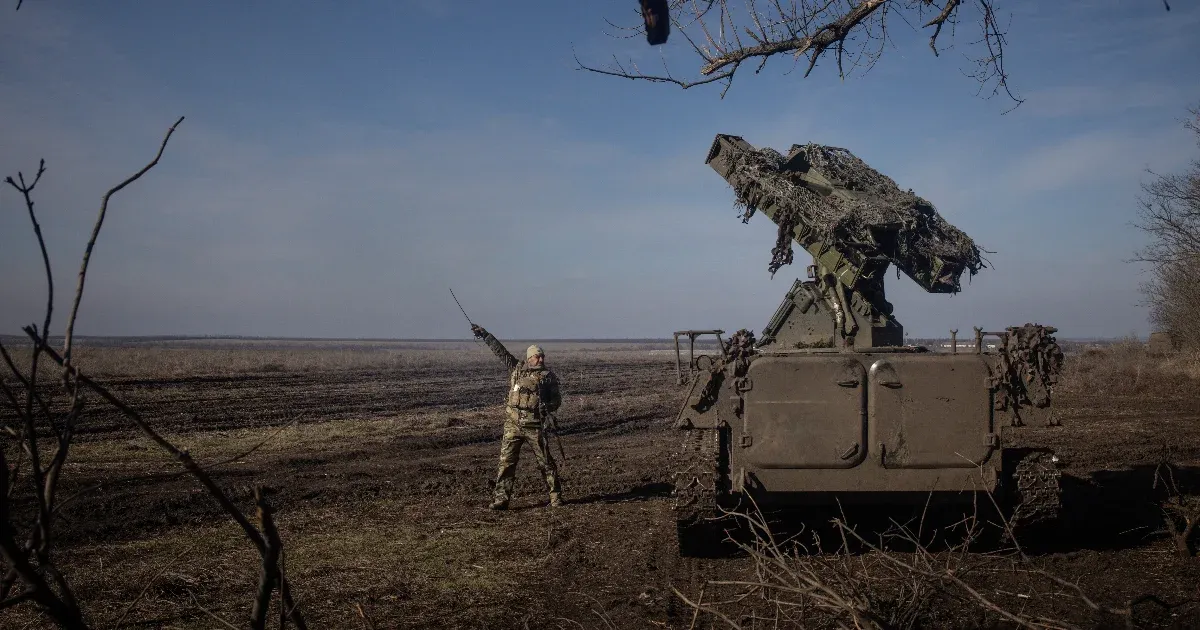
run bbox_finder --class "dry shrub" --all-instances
[676,500,1196,630]
[1057,337,1200,398]
[675,501,998,630]
[1134,104,1200,351]
[1154,462,1200,559]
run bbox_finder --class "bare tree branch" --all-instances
[2,112,308,629]
[0,342,53,433]
[3,160,53,428]
[0,589,34,610]
[1153,462,1200,558]
[24,331,269,553]
[572,48,736,91]
[925,0,961,55]
[250,488,282,630]
[22,330,309,629]
[1133,104,1200,349]
[61,115,185,367]
[672,485,1197,630]
[580,0,1024,104]
[1,165,61,572]
[0,515,84,628]
[704,0,886,77]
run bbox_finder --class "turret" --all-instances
[704,134,987,350]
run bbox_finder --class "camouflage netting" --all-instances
[690,329,758,412]
[725,328,757,362]
[727,142,986,287]
[993,324,1065,417]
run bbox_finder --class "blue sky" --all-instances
[1,1,1197,340]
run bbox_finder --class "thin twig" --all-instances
[581,0,1021,105]
[187,590,240,630]
[671,585,746,629]
[62,116,185,366]
[251,487,281,630]
[4,160,53,441]
[0,589,33,610]
[0,342,53,421]
[689,581,706,629]
[356,603,377,630]
[0,517,84,628]
[109,542,198,628]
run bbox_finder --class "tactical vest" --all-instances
[506,366,548,415]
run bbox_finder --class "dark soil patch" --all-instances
[5,349,1200,629]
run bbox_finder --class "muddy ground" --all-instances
[3,340,1199,629]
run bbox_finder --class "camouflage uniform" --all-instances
[471,325,563,509]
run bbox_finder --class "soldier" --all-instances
[471,323,563,510]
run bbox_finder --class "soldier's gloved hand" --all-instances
[471,324,486,339]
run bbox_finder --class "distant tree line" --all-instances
[1135,103,1200,351]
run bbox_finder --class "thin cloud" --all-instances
[1016,83,1188,119]
[1006,126,1196,196]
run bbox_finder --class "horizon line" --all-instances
[0,334,1148,343]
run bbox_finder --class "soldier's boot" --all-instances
[549,492,563,507]
[490,481,511,511]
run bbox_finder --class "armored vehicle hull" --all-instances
[672,348,1061,550]
[670,134,1065,555]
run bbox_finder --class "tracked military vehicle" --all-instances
[671,134,1065,554]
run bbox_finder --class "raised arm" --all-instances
[471,324,519,371]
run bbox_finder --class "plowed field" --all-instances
[3,340,1199,629]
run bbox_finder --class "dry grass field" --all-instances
[2,337,1199,629]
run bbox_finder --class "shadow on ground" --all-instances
[569,482,674,506]
[677,464,1200,559]
[1057,462,1200,552]
[505,482,674,512]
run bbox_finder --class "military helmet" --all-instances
[526,344,544,359]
